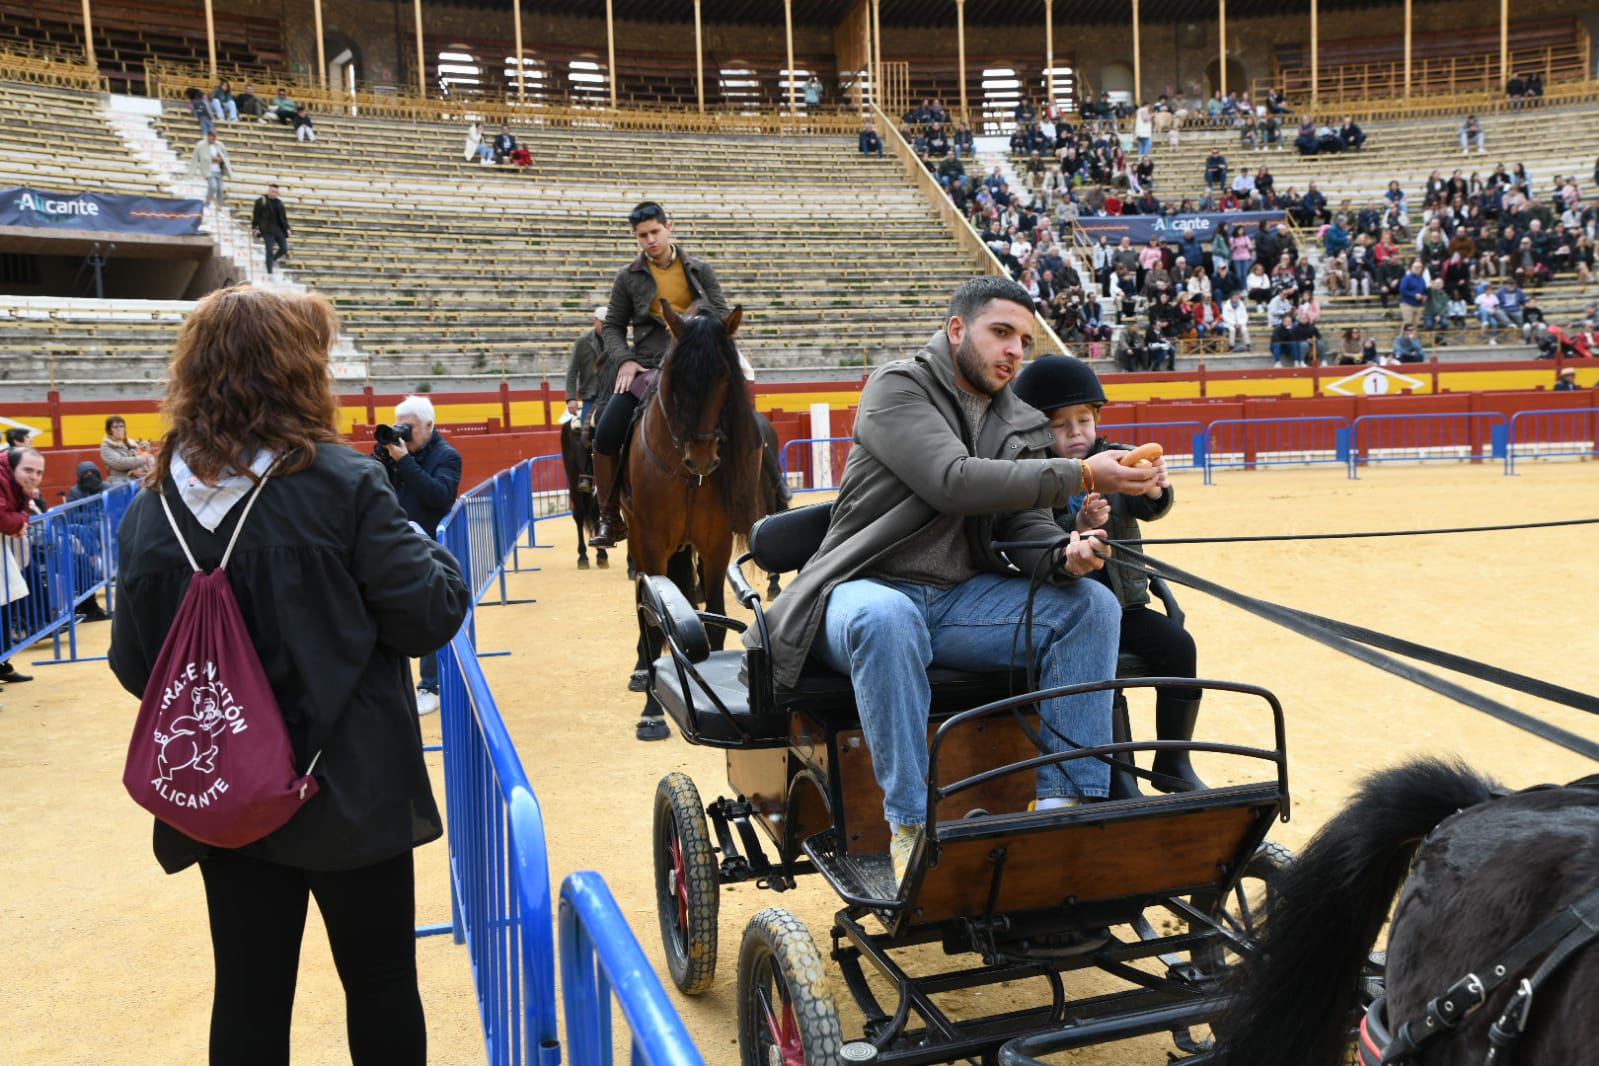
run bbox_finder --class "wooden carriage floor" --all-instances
[4,462,1597,1065]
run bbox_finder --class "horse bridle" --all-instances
[1357,843,1599,1065]
[645,387,724,486]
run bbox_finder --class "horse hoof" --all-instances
[635,715,670,741]
[596,552,609,569]
[577,556,590,570]
[628,669,649,692]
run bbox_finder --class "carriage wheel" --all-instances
[653,772,720,994]
[737,908,844,1066]
[1190,840,1294,975]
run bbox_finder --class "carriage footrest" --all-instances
[802,828,901,908]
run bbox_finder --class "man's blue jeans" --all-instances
[812,573,1119,828]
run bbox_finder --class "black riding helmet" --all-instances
[1012,354,1107,413]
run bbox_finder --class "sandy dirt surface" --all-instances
[4,461,1597,1066]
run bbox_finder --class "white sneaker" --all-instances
[416,688,440,715]
[889,824,920,887]
[1488,338,1499,346]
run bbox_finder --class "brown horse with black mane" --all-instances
[622,301,785,734]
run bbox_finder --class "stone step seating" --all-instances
[0,81,166,194]
[144,105,986,376]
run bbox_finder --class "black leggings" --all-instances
[1121,604,1200,702]
[592,390,640,457]
[199,849,425,1066]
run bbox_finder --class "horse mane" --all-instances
[1211,757,1498,1066]
[662,312,762,531]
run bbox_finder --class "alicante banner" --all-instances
[0,186,204,236]
[1074,210,1285,245]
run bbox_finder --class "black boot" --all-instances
[1109,695,1143,800]
[1152,695,1207,793]
[588,452,627,548]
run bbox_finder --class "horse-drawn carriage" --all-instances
[638,501,1298,1065]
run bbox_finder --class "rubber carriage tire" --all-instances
[1190,839,1295,976]
[737,907,845,1066]
[653,772,720,995]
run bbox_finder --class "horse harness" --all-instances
[1358,777,1599,1066]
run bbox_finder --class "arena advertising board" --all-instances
[1,186,204,236]
[1074,210,1285,244]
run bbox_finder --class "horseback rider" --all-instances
[589,201,730,548]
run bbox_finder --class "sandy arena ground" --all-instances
[3,460,1597,1066]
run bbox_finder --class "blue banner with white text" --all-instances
[1074,210,1285,245]
[0,186,204,235]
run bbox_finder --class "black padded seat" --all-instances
[652,650,789,746]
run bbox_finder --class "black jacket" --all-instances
[251,195,289,237]
[110,444,470,873]
[385,430,463,535]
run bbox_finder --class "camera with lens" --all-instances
[372,421,414,459]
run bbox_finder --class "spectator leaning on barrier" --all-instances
[1,446,44,687]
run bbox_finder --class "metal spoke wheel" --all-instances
[737,908,845,1066]
[653,772,720,994]
[1191,839,1295,976]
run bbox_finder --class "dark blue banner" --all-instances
[0,186,204,236]
[1074,210,1284,245]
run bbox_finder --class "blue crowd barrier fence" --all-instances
[1203,416,1352,484]
[436,621,563,1066]
[559,873,707,1066]
[4,482,135,667]
[779,436,853,493]
[1349,412,1508,477]
[1506,408,1599,474]
[433,465,702,1066]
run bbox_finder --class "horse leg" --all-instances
[596,547,608,569]
[572,509,590,570]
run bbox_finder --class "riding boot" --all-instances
[1151,695,1207,793]
[588,452,628,548]
[1109,695,1143,800]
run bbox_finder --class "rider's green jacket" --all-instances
[756,329,1090,688]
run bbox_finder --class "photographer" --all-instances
[376,395,463,714]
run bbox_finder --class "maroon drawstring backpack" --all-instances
[123,470,321,848]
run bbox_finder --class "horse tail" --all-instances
[1212,756,1498,1066]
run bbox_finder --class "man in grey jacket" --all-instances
[757,276,1158,884]
[589,201,730,547]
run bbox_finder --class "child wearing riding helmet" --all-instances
[1012,354,1206,794]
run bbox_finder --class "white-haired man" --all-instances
[379,396,463,714]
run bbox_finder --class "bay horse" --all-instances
[559,419,607,570]
[623,301,778,735]
[1213,757,1599,1066]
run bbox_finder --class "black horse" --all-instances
[560,419,607,570]
[1213,757,1599,1066]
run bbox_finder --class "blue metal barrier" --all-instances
[779,436,852,493]
[437,621,563,1066]
[1349,412,1508,478]
[1099,421,1208,472]
[5,483,135,666]
[1507,407,1599,474]
[559,873,706,1066]
[1203,417,1352,484]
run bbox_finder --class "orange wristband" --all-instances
[1079,458,1095,494]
